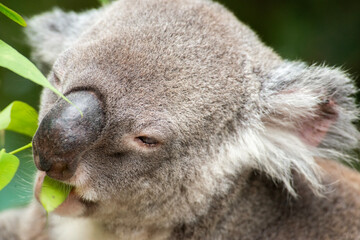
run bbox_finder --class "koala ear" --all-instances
[25,8,102,70]
[261,62,359,152]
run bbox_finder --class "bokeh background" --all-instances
[0,0,359,211]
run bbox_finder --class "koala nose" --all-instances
[32,91,104,181]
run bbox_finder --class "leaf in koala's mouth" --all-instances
[40,175,73,213]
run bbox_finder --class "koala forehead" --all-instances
[53,0,280,137]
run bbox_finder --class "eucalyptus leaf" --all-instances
[0,149,20,191]
[0,40,73,107]
[0,101,38,137]
[40,175,73,212]
[0,3,26,27]
[98,0,110,5]
[0,130,4,147]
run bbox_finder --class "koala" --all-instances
[1,0,360,239]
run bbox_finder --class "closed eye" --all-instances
[135,136,159,147]
[50,71,61,87]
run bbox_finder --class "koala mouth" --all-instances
[34,171,96,216]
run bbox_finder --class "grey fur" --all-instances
[1,0,360,239]
[26,7,104,71]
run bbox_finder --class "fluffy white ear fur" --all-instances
[25,8,103,69]
[217,125,323,197]
[261,61,359,151]
[244,61,360,195]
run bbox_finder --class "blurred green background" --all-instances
[0,0,359,211]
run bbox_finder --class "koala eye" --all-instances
[50,71,61,88]
[135,136,159,147]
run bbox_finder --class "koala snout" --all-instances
[32,90,105,181]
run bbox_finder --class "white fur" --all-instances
[50,217,114,240]
[208,124,322,197]
[50,216,171,240]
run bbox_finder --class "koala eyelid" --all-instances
[51,72,61,86]
[135,136,160,147]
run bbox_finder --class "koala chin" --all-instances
[1,0,360,239]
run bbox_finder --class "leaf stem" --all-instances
[9,142,32,155]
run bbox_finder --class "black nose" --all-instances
[32,91,104,180]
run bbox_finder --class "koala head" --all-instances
[28,0,359,230]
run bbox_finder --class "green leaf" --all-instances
[0,101,38,137]
[98,0,110,5]
[0,40,74,108]
[0,130,4,147]
[0,3,27,27]
[0,149,20,191]
[40,175,73,212]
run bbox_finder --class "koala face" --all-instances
[28,0,358,230]
[31,0,272,223]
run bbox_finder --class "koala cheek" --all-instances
[33,90,105,181]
